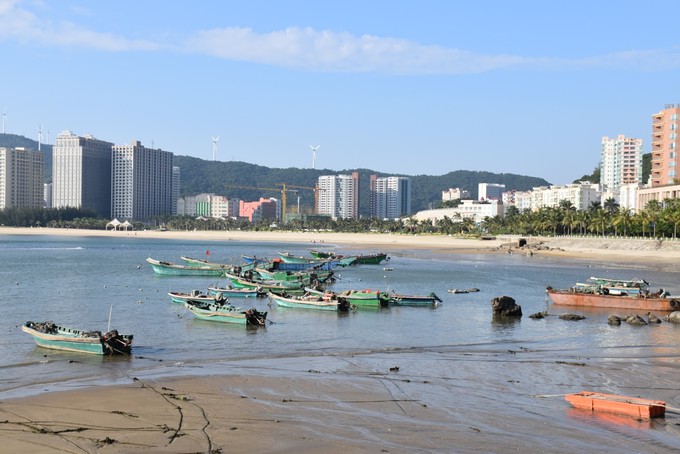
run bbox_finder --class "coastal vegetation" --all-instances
[4,196,680,240]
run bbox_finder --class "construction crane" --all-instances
[224,183,322,223]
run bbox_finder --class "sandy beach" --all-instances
[2,227,680,453]
[2,226,680,265]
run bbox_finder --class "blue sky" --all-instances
[2,0,679,184]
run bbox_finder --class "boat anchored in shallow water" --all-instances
[546,276,679,311]
[22,321,133,355]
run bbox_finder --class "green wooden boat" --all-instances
[168,290,227,304]
[22,321,133,355]
[309,250,388,265]
[146,257,225,277]
[268,292,351,311]
[277,251,356,267]
[180,256,257,272]
[184,300,267,325]
[337,289,391,307]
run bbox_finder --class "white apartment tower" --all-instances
[600,135,643,190]
[111,140,174,221]
[317,172,359,220]
[0,147,44,209]
[52,131,114,218]
[478,183,505,201]
[370,175,411,219]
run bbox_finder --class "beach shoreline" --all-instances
[2,227,680,452]
[2,226,679,266]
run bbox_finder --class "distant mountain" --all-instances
[1,133,550,214]
[173,156,550,214]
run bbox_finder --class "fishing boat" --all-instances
[146,257,225,277]
[309,250,388,265]
[277,251,356,267]
[180,256,256,272]
[388,292,442,306]
[184,300,267,326]
[337,289,391,308]
[168,290,227,304]
[268,292,351,312]
[224,273,305,295]
[22,321,133,355]
[207,286,265,298]
[565,391,666,419]
[546,276,679,311]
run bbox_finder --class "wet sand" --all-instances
[2,227,680,452]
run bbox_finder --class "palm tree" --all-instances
[590,208,609,236]
[612,207,632,236]
[602,197,619,214]
[663,208,680,239]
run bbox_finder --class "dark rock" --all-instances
[529,311,548,319]
[559,314,586,321]
[607,315,622,325]
[625,314,648,325]
[491,296,522,317]
[665,311,680,323]
[647,312,662,324]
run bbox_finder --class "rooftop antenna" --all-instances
[309,145,320,169]
[37,125,42,151]
[212,136,219,161]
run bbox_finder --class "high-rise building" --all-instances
[52,131,113,218]
[478,183,505,201]
[172,166,180,216]
[600,135,643,190]
[369,175,411,219]
[0,147,44,209]
[651,104,680,187]
[111,140,174,221]
[317,172,359,220]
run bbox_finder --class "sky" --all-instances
[2,0,680,185]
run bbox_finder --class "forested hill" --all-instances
[0,133,550,214]
[174,155,550,214]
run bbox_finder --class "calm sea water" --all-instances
[2,233,680,451]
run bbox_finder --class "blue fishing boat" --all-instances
[22,321,133,355]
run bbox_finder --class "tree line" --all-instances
[4,196,680,240]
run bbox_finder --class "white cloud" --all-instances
[2,0,680,74]
[0,0,159,51]
[184,26,528,74]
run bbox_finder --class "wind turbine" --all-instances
[37,125,42,151]
[211,136,220,161]
[309,145,321,169]
[2,107,6,134]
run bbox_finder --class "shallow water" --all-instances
[2,233,680,451]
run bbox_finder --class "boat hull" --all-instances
[146,258,225,277]
[547,289,679,311]
[269,293,349,311]
[340,290,390,307]
[565,391,665,419]
[22,322,133,355]
[185,301,267,325]
[389,293,441,306]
